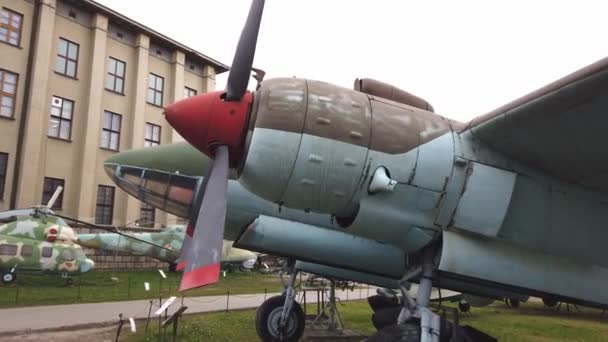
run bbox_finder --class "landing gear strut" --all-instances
[369,248,441,342]
[256,261,305,341]
[397,248,441,341]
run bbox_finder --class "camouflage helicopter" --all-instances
[0,188,95,284]
[75,225,259,272]
[1,198,258,284]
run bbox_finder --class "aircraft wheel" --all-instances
[2,272,15,284]
[505,298,520,308]
[66,278,74,286]
[542,297,558,308]
[256,295,305,342]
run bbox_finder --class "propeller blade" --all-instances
[180,145,230,291]
[175,185,205,270]
[225,0,265,101]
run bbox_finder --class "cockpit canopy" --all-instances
[105,164,200,218]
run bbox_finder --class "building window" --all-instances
[101,111,121,151]
[144,123,161,147]
[41,246,53,258]
[48,96,73,140]
[184,87,197,98]
[0,244,17,256]
[21,245,33,257]
[95,185,115,225]
[0,69,17,118]
[42,177,64,209]
[55,38,79,78]
[105,57,126,94]
[147,73,164,106]
[140,203,155,227]
[0,8,23,46]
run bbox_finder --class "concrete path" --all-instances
[0,287,378,335]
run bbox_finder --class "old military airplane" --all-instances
[105,141,527,338]
[148,0,608,340]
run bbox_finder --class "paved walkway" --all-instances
[0,287,377,334]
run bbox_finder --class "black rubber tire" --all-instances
[256,295,305,342]
[1,272,15,284]
[368,294,400,312]
[506,298,520,308]
[542,297,558,308]
[371,307,402,330]
[366,323,421,342]
[458,300,471,313]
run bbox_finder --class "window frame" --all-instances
[42,177,65,209]
[55,38,79,78]
[0,69,18,119]
[0,243,17,256]
[0,152,7,199]
[147,73,164,106]
[100,111,122,151]
[144,122,161,147]
[21,244,33,257]
[48,96,74,141]
[184,86,197,98]
[95,185,115,225]
[0,8,23,47]
[139,203,156,227]
[41,246,53,258]
[105,57,126,95]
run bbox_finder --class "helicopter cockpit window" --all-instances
[0,244,17,256]
[41,246,53,258]
[21,245,33,257]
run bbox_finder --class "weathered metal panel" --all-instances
[440,230,608,306]
[369,100,421,154]
[410,133,455,192]
[304,80,371,148]
[434,157,468,228]
[452,163,516,237]
[235,215,405,278]
[346,184,440,253]
[281,135,369,214]
[240,128,302,203]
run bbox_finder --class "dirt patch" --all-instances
[1,326,116,342]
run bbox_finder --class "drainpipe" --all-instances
[10,0,42,209]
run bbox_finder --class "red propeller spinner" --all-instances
[164,91,253,167]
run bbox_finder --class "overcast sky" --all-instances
[97,0,608,122]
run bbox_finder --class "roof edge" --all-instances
[75,0,229,74]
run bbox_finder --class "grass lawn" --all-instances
[120,299,608,341]
[0,270,283,308]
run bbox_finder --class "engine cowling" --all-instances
[238,78,453,217]
[239,78,370,216]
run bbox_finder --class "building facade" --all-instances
[0,0,228,227]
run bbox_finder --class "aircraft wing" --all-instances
[462,57,608,192]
